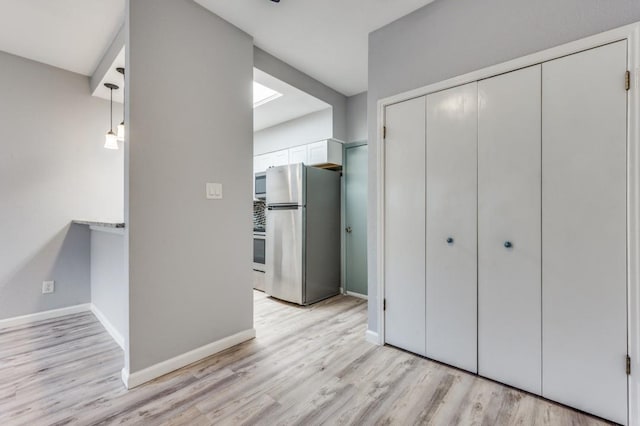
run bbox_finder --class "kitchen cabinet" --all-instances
[288,145,308,164]
[307,140,342,166]
[425,82,478,373]
[384,96,426,356]
[253,139,343,174]
[271,150,289,167]
[478,65,541,394]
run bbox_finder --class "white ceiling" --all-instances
[195,0,435,96]
[254,68,330,131]
[0,0,125,76]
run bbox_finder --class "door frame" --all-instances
[375,21,640,425]
[342,141,368,298]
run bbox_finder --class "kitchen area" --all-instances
[251,66,368,307]
[253,142,342,304]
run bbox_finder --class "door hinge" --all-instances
[627,355,631,375]
[383,126,387,139]
[383,298,387,311]
[626,70,631,91]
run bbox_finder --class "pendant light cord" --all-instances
[110,87,113,132]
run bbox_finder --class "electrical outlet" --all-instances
[42,281,55,294]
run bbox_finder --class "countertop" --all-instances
[73,220,126,229]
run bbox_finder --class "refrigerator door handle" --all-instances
[268,205,301,210]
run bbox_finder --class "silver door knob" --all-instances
[346,226,352,233]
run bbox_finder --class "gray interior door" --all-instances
[345,144,368,296]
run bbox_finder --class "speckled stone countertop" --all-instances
[73,220,126,228]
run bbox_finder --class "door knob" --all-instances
[346,226,352,233]
[446,237,454,244]
[504,241,513,249]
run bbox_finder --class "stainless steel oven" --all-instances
[253,230,266,291]
[253,231,266,271]
[254,172,267,200]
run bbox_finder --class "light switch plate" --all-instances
[206,183,223,200]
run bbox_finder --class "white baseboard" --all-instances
[345,291,368,300]
[90,304,125,350]
[122,328,256,389]
[366,329,381,345]
[0,303,91,330]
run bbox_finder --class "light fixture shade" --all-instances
[117,121,125,141]
[105,131,118,149]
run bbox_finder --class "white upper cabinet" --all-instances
[307,140,343,166]
[271,150,289,167]
[254,139,343,174]
[288,145,308,164]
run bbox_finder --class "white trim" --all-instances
[122,328,256,389]
[0,303,91,330]
[626,23,640,426]
[365,329,381,345]
[90,304,125,350]
[376,22,640,426]
[345,291,368,300]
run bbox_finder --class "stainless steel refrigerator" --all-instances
[266,163,341,305]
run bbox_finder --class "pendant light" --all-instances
[116,67,125,142]
[104,82,119,149]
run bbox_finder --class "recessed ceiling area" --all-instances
[0,0,125,76]
[254,68,330,132]
[93,47,126,104]
[195,0,435,96]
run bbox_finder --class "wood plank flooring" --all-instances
[0,291,613,425]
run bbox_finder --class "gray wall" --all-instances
[346,92,367,143]
[367,0,640,334]
[126,0,254,373]
[254,108,332,155]
[0,51,124,320]
[254,47,348,142]
[91,230,127,342]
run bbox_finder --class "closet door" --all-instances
[426,83,477,372]
[384,97,426,356]
[478,65,541,394]
[542,41,627,424]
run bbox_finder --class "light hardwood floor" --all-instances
[0,291,613,425]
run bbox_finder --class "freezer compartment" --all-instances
[266,163,305,206]
[266,205,304,304]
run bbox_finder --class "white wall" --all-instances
[254,108,332,155]
[126,0,254,374]
[366,0,640,334]
[254,47,347,142]
[91,230,127,345]
[0,51,124,320]
[346,92,367,143]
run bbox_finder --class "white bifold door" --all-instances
[542,41,628,424]
[384,97,426,356]
[478,65,542,394]
[425,83,478,373]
